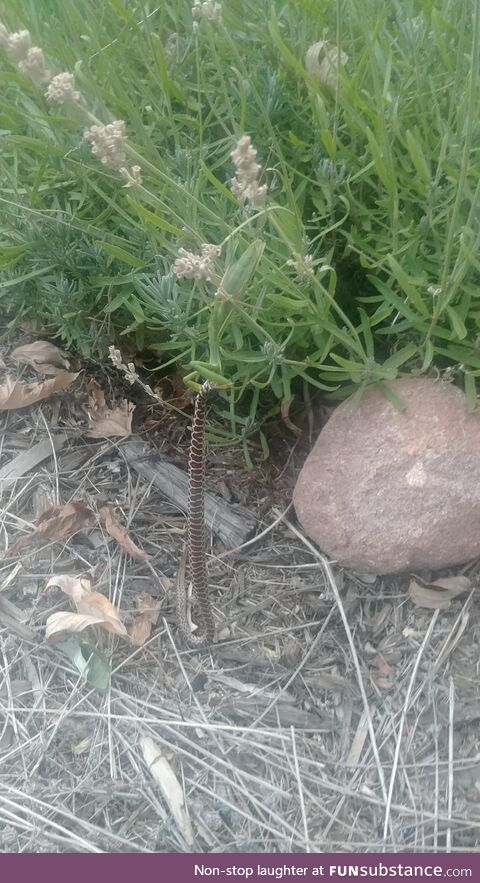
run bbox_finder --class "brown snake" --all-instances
[176,380,215,646]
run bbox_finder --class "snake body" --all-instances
[176,381,215,646]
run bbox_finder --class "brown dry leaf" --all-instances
[86,378,106,409]
[140,736,194,846]
[87,398,135,438]
[305,40,348,87]
[45,573,128,638]
[10,341,70,375]
[0,372,79,410]
[409,575,473,610]
[36,501,94,540]
[76,591,128,636]
[46,611,114,640]
[129,592,162,646]
[375,652,392,677]
[98,504,148,560]
[20,319,47,335]
[5,501,95,557]
[375,676,394,691]
[44,573,93,604]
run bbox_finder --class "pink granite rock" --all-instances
[293,377,480,574]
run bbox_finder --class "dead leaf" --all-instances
[20,319,47,335]
[87,398,135,438]
[98,504,148,560]
[305,40,348,87]
[36,501,94,537]
[44,573,93,604]
[375,652,392,677]
[46,611,116,639]
[4,501,95,557]
[409,575,473,610]
[281,397,301,435]
[75,592,128,636]
[10,341,70,375]
[140,736,194,846]
[375,676,394,691]
[45,573,128,638]
[0,353,5,369]
[129,592,162,646]
[0,372,79,410]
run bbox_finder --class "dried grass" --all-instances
[0,375,480,853]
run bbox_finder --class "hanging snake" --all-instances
[175,380,216,646]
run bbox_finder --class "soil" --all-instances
[0,337,479,853]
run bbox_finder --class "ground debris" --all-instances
[0,348,479,852]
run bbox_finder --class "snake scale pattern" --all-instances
[176,380,215,645]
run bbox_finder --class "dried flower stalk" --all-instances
[230,135,267,207]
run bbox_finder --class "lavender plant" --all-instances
[1,0,480,445]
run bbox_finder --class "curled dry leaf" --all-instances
[5,501,95,557]
[305,40,348,87]
[46,611,116,640]
[44,573,93,604]
[75,591,128,636]
[0,371,79,410]
[10,340,70,375]
[86,378,106,409]
[129,592,162,646]
[99,504,148,560]
[140,736,194,846]
[409,575,473,610]
[36,501,95,539]
[45,573,128,639]
[87,398,135,438]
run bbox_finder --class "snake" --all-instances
[175,380,216,646]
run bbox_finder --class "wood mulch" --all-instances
[0,335,479,853]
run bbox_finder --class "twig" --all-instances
[274,509,390,811]
[382,610,439,843]
[446,676,455,853]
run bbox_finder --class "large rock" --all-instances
[293,377,480,574]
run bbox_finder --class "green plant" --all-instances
[1,0,480,441]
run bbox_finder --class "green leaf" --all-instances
[365,127,391,190]
[53,638,110,691]
[446,305,467,340]
[189,362,232,385]
[367,276,423,324]
[385,256,430,318]
[464,373,477,412]
[128,199,185,236]
[382,342,417,370]
[266,293,309,311]
[405,129,431,185]
[320,129,336,159]
[358,308,374,358]
[220,241,265,299]
[104,292,128,313]
[345,382,367,414]
[96,240,146,268]
[377,382,407,411]
[421,340,434,371]
[200,161,238,203]
[268,16,310,80]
